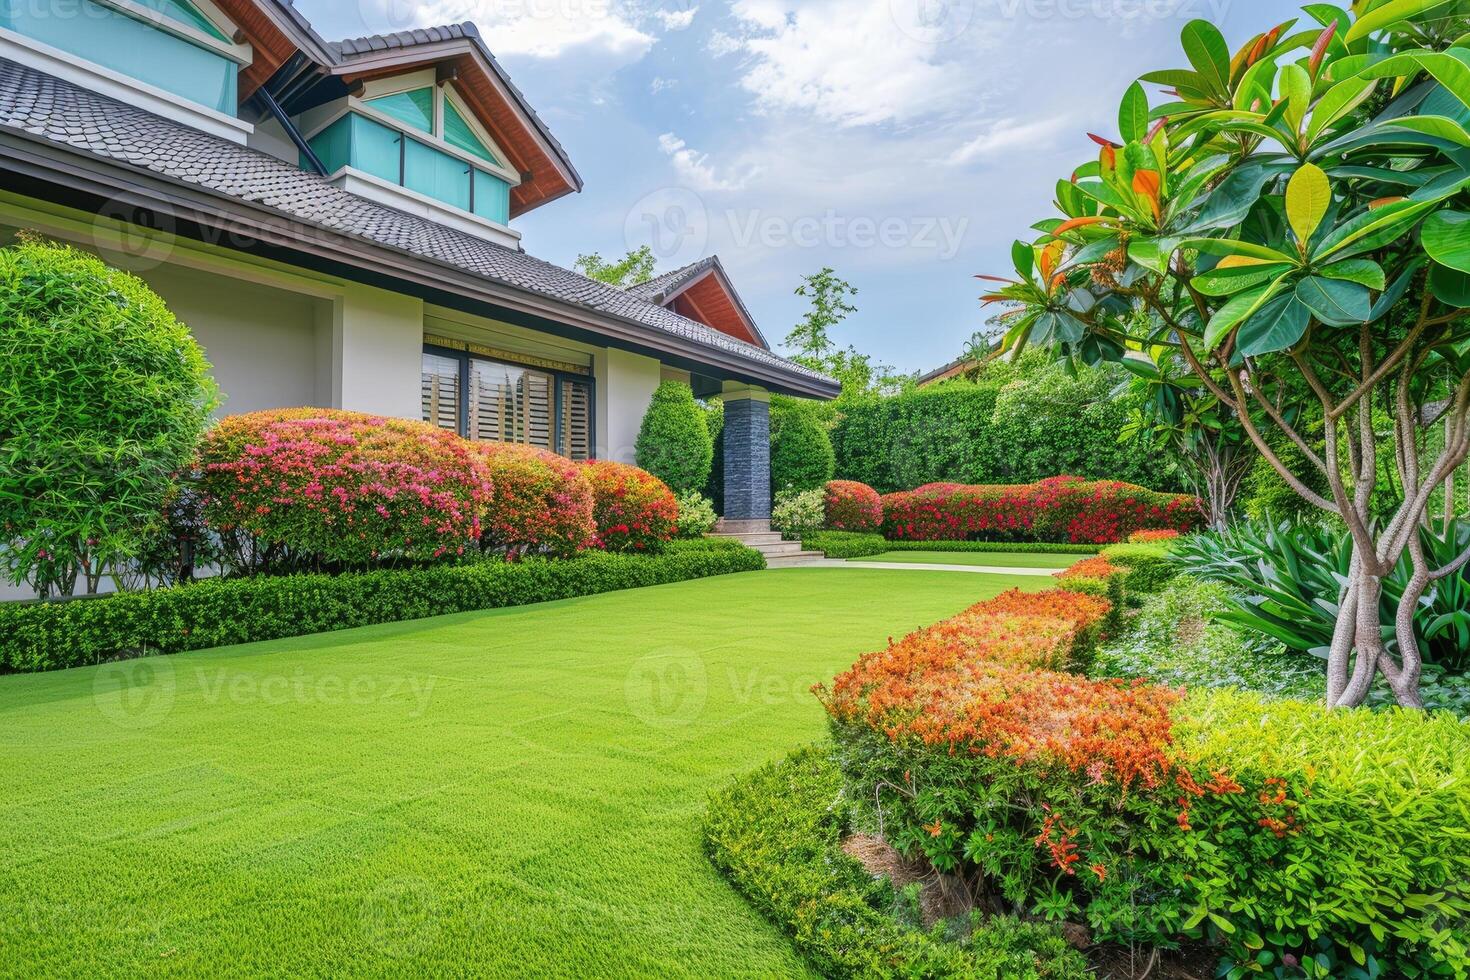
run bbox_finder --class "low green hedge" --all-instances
[0,539,763,673]
[801,532,1103,559]
[800,531,891,559]
[1098,541,1178,597]
[703,744,1088,979]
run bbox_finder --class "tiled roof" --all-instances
[625,258,713,305]
[0,58,834,390]
[328,23,474,57]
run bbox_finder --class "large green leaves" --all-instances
[1295,275,1371,325]
[1356,50,1470,114]
[1422,210,1470,273]
[1285,164,1331,246]
[1343,0,1457,44]
[1181,19,1232,95]
[1237,292,1311,355]
[1119,82,1150,142]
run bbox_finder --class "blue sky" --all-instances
[297,0,1298,375]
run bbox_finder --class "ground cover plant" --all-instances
[0,236,217,595]
[813,582,1470,976]
[0,566,1047,975]
[978,1,1470,706]
[882,475,1202,544]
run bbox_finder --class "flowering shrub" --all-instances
[818,585,1470,973]
[198,409,491,570]
[472,443,595,558]
[1052,556,1123,586]
[674,490,718,538]
[880,476,1201,544]
[582,460,678,552]
[771,487,824,539]
[823,480,882,532]
[1128,529,1179,543]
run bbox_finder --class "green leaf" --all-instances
[1318,258,1385,289]
[1181,20,1231,94]
[1428,263,1470,306]
[1304,76,1378,144]
[1356,50,1470,114]
[1012,239,1034,278]
[1382,115,1470,147]
[1313,199,1437,259]
[1128,237,1178,274]
[1279,64,1313,133]
[1181,163,1291,233]
[1194,262,1293,295]
[1119,81,1150,142]
[1286,164,1331,247]
[1422,210,1470,272]
[1295,275,1371,324]
[1203,280,1289,349]
[1237,291,1311,355]
[1344,0,1456,45]
[1183,238,1300,264]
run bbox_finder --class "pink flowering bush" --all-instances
[823,480,882,532]
[881,476,1201,544]
[473,443,595,559]
[198,409,492,570]
[582,460,678,553]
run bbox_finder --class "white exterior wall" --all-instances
[319,285,425,419]
[594,347,662,463]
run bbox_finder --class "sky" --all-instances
[295,0,1300,375]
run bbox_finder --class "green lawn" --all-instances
[850,550,1080,569]
[0,567,1042,976]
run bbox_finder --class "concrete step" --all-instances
[709,531,785,546]
[751,541,805,557]
[765,551,824,568]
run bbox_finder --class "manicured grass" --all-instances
[851,550,1080,569]
[0,567,1044,976]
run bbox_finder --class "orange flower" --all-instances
[1090,863,1107,883]
[925,819,944,838]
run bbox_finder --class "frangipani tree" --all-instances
[982,0,1470,707]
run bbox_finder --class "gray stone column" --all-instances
[722,390,770,523]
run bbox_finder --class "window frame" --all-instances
[422,342,596,460]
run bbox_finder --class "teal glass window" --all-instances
[135,0,230,41]
[365,88,434,134]
[473,169,511,225]
[1,0,237,113]
[443,100,498,165]
[405,137,471,211]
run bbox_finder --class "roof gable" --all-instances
[627,257,767,349]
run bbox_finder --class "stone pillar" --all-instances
[722,387,770,526]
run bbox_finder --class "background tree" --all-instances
[783,268,908,400]
[0,236,217,595]
[574,245,656,287]
[634,380,714,494]
[981,5,1470,707]
[770,402,835,493]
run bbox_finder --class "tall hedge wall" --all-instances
[832,361,1178,494]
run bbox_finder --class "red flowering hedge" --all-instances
[823,479,883,532]
[199,409,491,567]
[815,587,1470,973]
[473,443,595,559]
[880,475,1202,544]
[582,460,679,552]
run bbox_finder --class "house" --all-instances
[0,0,838,537]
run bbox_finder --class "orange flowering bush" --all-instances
[582,460,678,553]
[198,409,491,570]
[1052,556,1123,585]
[472,443,595,559]
[1128,529,1179,543]
[823,479,883,532]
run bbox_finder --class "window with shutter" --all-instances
[424,346,592,460]
[560,379,591,461]
[421,352,461,432]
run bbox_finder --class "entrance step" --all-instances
[707,522,822,568]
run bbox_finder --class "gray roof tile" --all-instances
[0,58,832,389]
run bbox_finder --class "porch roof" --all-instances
[0,58,838,399]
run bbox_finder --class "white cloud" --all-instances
[706,29,741,56]
[654,5,698,30]
[403,0,655,59]
[658,132,759,192]
[725,0,979,127]
[945,116,1072,166]
[650,76,678,93]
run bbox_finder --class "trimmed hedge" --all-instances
[817,586,1470,976]
[474,443,595,559]
[770,402,835,493]
[1098,541,1178,596]
[823,480,882,532]
[882,476,1202,544]
[801,533,1104,559]
[801,531,891,559]
[704,745,1089,979]
[0,539,763,673]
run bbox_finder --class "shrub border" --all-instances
[801,531,1103,559]
[1,540,763,673]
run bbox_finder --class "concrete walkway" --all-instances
[801,559,1060,576]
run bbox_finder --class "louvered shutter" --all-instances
[560,379,591,460]
[421,353,460,432]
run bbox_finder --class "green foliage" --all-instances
[634,381,714,493]
[0,237,217,595]
[784,267,857,369]
[1098,540,1179,596]
[800,530,889,559]
[0,539,762,673]
[1178,520,1470,673]
[673,490,717,538]
[879,539,1101,555]
[572,245,655,286]
[1092,575,1325,701]
[833,354,1177,493]
[703,745,1089,980]
[770,400,834,493]
[770,487,824,539]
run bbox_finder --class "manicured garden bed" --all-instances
[0,566,1046,976]
[847,551,1079,569]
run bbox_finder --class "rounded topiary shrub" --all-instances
[635,381,714,493]
[823,480,882,532]
[0,235,217,595]
[198,409,492,569]
[582,460,678,552]
[473,443,595,558]
[771,406,835,493]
